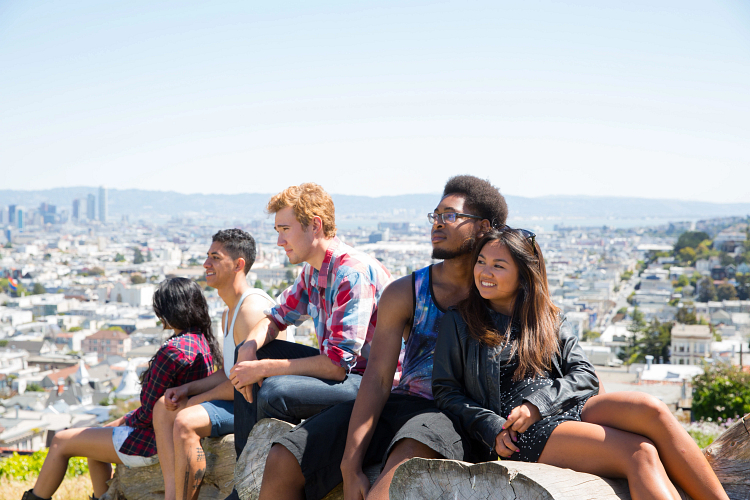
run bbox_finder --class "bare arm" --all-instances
[340,277,412,497]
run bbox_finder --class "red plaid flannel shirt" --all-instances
[119,329,214,457]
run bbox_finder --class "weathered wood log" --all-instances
[235,418,296,500]
[703,413,750,500]
[389,458,692,500]
[101,434,235,500]
[235,418,380,500]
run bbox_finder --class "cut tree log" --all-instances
[235,418,380,500]
[388,458,691,500]
[388,412,750,500]
[235,418,295,500]
[703,413,750,500]
[100,434,235,500]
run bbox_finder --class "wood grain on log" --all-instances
[100,434,235,500]
[703,412,750,500]
[235,418,296,500]
[389,458,637,500]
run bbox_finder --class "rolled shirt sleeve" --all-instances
[269,272,312,331]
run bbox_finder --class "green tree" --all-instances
[582,330,601,342]
[692,364,750,421]
[131,273,147,284]
[254,279,263,289]
[3,242,11,248]
[698,278,717,302]
[133,248,145,264]
[147,249,153,262]
[114,253,125,262]
[716,282,737,301]
[31,283,46,295]
[675,275,690,287]
[675,306,698,324]
[678,247,697,265]
[634,320,672,363]
[619,308,646,364]
[674,231,710,253]
[26,383,45,392]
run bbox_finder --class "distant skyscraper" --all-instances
[99,186,107,223]
[16,208,23,230]
[72,199,81,221]
[87,194,96,220]
[0,207,6,225]
[8,205,16,225]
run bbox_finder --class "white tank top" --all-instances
[223,288,276,378]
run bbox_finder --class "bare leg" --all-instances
[582,392,729,500]
[367,438,442,500]
[173,405,213,500]
[154,396,186,500]
[539,421,680,500]
[32,427,122,499]
[259,444,305,500]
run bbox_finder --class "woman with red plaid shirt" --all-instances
[24,278,222,500]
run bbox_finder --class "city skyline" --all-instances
[1,1,749,203]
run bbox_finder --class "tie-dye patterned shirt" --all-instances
[392,265,445,400]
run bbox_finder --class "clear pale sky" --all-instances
[1,1,748,202]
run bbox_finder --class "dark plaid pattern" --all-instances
[119,329,214,457]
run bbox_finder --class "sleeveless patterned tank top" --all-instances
[392,265,445,400]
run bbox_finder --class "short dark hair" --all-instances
[442,175,508,228]
[212,229,257,274]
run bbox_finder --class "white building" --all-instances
[670,324,712,365]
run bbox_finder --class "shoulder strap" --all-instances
[229,289,254,338]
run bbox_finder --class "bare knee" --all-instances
[153,396,168,422]
[174,411,201,442]
[626,438,662,474]
[631,393,671,422]
[49,428,76,457]
[266,444,304,484]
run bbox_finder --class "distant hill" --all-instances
[0,187,748,221]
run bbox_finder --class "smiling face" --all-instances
[430,194,485,260]
[203,241,241,289]
[474,239,520,315]
[275,206,316,265]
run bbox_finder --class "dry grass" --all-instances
[1,475,94,500]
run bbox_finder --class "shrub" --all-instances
[0,449,88,481]
[692,364,750,421]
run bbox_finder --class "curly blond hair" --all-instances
[266,183,337,238]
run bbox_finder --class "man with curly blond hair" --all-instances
[227,183,393,480]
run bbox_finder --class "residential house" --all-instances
[671,324,712,365]
[82,330,131,359]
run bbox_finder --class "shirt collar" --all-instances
[315,237,341,289]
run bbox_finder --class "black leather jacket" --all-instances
[432,308,599,454]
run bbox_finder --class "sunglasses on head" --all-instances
[497,225,538,257]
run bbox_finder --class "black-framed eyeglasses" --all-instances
[498,225,538,257]
[427,212,484,225]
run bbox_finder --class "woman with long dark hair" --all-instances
[23,278,221,500]
[433,229,728,500]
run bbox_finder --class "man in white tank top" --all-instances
[151,229,278,500]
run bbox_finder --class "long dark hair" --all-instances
[141,278,222,383]
[457,229,560,380]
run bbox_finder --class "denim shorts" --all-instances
[199,399,235,437]
[112,426,159,468]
